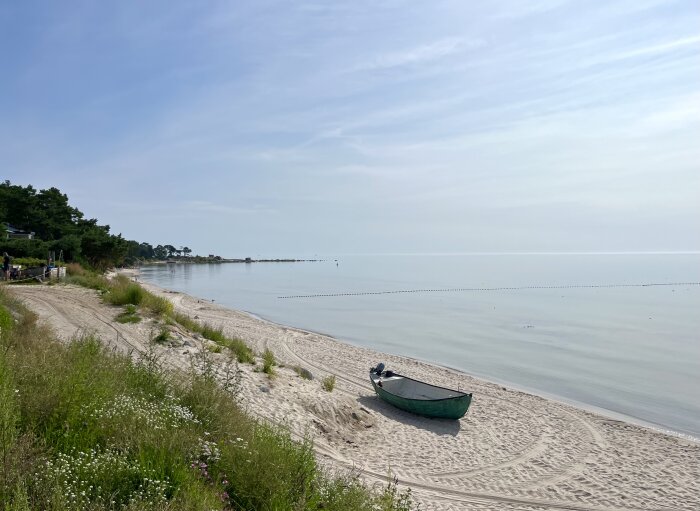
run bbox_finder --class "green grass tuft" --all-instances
[141,292,173,316]
[115,304,141,324]
[104,275,144,305]
[262,348,276,376]
[173,314,254,364]
[65,272,110,291]
[322,374,337,392]
[151,327,171,344]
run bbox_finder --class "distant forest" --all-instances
[0,181,190,269]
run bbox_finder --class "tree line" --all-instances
[0,181,192,269]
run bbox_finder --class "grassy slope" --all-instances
[0,284,414,510]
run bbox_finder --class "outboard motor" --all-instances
[373,362,385,375]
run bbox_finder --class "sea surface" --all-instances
[139,253,700,438]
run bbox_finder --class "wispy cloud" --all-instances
[353,37,484,71]
[2,0,699,253]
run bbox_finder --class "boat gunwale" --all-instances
[369,370,472,402]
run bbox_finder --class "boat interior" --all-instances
[373,374,464,400]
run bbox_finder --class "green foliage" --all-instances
[115,304,141,324]
[65,263,86,277]
[262,348,276,376]
[0,182,126,268]
[172,313,254,364]
[0,288,415,510]
[0,238,49,261]
[0,304,13,340]
[322,374,337,392]
[78,223,127,270]
[153,245,168,260]
[104,276,144,306]
[64,271,110,291]
[10,257,45,268]
[0,181,191,269]
[152,328,171,344]
[172,311,198,331]
[141,292,173,316]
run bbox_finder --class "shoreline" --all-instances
[243,304,699,443]
[135,268,699,443]
[13,275,700,510]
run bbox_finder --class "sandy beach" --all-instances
[12,278,700,511]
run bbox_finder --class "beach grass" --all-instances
[141,291,174,316]
[63,265,254,364]
[151,327,171,344]
[322,374,337,392]
[0,287,414,510]
[103,275,145,306]
[173,313,255,364]
[65,263,109,291]
[115,304,141,324]
[262,348,277,376]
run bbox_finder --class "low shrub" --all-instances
[152,328,171,344]
[104,276,144,306]
[322,374,337,392]
[262,348,276,376]
[222,337,255,364]
[172,312,198,331]
[65,263,87,276]
[65,272,110,291]
[11,257,46,268]
[183,320,254,364]
[115,304,141,324]
[141,292,173,316]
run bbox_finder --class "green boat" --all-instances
[369,364,473,419]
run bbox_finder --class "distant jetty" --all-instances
[224,257,321,263]
[145,257,322,265]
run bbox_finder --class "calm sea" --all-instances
[139,253,700,438]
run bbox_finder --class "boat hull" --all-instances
[369,370,472,419]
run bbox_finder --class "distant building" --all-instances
[5,224,35,240]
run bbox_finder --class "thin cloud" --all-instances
[353,37,484,71]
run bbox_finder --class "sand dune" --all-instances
[13,280,700,510]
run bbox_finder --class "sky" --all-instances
[2,0,699,257]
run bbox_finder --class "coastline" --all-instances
[234,303,698,444]
[234,301,699,443]
[12,275,700,510]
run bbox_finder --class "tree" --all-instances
[80,225,127,269]
[154,245,168,260]
[33,187,83,240]
[49,235,82,262]
[182,246,192,258]
[138,242,154,259]
[0,181,38,230]
[0,181,190,268]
